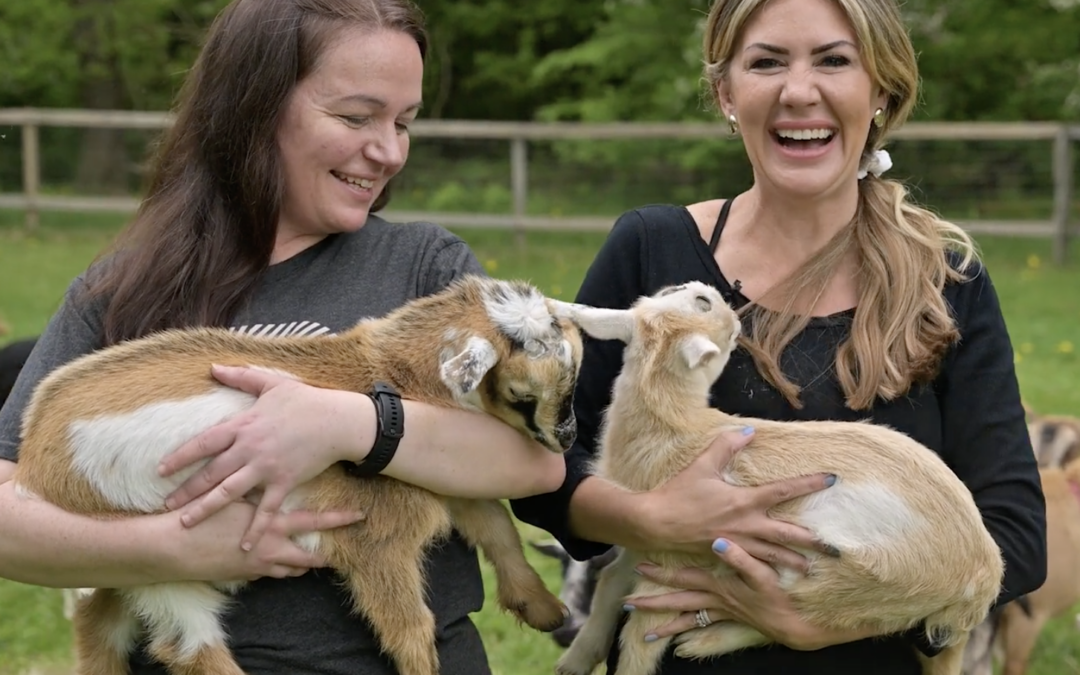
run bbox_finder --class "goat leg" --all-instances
[556,549,638,675]
[121,583,243,675]
[73,588,139,675]
[448,498,567,631]
[916,634,969,675]
[325,525,442,675]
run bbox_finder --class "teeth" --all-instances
[334,172,375,189]
[776,128,833,140]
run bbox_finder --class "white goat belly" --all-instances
[67,387,257,512]
[794,480,923,551]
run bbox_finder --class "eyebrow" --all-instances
[334,93,423,112]
[745,40,856,55]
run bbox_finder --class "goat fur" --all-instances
[13,275,581,675]
[549,281,1003,675]
[962,415,1080,675]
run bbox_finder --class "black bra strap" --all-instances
[708,198,734,254]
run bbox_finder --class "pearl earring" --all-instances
[727,114,739,135]
[873,108,885,128]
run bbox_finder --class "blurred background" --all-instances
[0,0,1079,673]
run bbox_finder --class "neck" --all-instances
[739,182,860,262]
[270,233,328,265]
[609,359,714,432]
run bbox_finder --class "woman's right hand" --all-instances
[155,500,365,582]
[640,427,837,571]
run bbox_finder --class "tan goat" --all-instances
[13,275,581,675]
[548,281,1003,675]
[962,419,1080,675]
[1028,414,1080,469]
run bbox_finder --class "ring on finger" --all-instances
[694,608,713,629]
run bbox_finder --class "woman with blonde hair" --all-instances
[512,0,1047,672]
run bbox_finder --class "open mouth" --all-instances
[331,170,375,190]
[772,128,836,150]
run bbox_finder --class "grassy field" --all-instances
[1,209,1079,674]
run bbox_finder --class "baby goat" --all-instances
[13,275,580,675]
[549,282,1003,675]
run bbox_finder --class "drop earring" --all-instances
[727,114,739,135]
[873,108,885,128]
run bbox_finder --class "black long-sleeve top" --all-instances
[511,204,1047,675]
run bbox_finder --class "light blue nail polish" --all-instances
[644,633,658,643]
[712,538,730,554]
[742,425,755,436]
[623,604,636,612]
[824,473,837,487]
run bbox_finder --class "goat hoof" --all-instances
[554,655,597,675]
[508,594,568,632]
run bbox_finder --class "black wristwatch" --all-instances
[343,382,404,477]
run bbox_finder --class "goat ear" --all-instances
[549,300,633,343]
[680,333,721,370]
[440,336,499,396]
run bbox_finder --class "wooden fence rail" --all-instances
[1,107,1077,262]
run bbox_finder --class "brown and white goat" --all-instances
[549,281,1003,675]
[13,275,580,675]
[962,418,1080,675]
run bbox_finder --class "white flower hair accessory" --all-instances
[857,149,892,180]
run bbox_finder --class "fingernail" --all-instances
[164,497,176,510]
[623,604,636,612]
[352,512,366,522]
[741,426,755,436]
[634,564,653,576]
[824,544,841,559]
[712,538,730,554]
[157,463,167,476]
[241,541,252,552]
[824,473,837,487]
[644,633,658,643]
[179,513,191,527]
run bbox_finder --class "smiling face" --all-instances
[716,0,887,199]
[276,28,423,251]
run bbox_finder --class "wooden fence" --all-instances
[1,107,1077,262]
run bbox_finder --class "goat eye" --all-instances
[694,295,712,311]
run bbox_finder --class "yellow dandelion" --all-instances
[1057,341,1075,354]
[551,285,563,297]
[1020,342,1035,354]
[1027,254,1041,269]
[484,259,498,272]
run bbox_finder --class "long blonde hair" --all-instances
[702,0,978,411]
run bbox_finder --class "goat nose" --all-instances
[556,420,578,451]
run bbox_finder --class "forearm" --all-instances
[336,392,566,499]
[567,475,655,550]
[0,473,174,588]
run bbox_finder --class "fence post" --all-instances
[21,123,40,230]
[510,136,528,248]
[1051,125,1074,265]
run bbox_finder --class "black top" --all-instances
[511,203,1047,674]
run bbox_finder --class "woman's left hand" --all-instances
[156,365,375,551]
[628,538,878,651]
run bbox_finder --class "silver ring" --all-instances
[694,608,712,629]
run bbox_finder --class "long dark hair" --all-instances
[85,0,428,346]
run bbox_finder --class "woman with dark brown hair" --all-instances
[0,0,567,672]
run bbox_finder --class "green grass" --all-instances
[1,210,1079,674]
